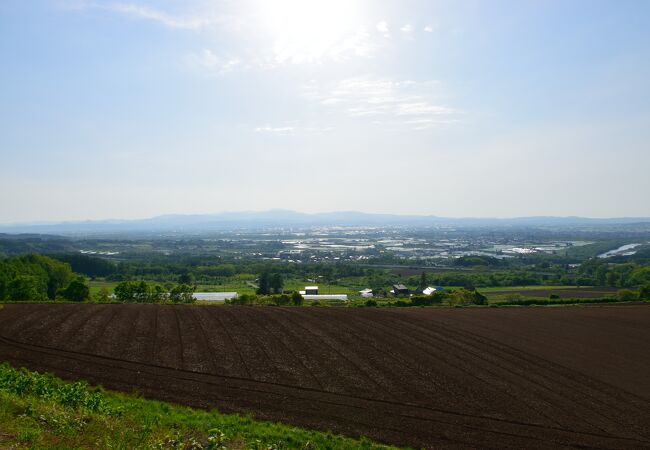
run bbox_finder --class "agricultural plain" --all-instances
[0,304,649,449]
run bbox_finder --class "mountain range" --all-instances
[1,210,650,235]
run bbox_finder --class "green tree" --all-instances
[257,272,270,295]
[26,254,74,300]
[214,264,236,277]
[595,265,607,286]
[321,266,335,284]
[59,279,90,302]
[639,284,650,300]
[178,272,194,285]
[150,285,166,303]
[269,273,284,294]
[291,291,303,306]
[7,275,44,301]
[94,286,111,303]
[169,284,195,303]
[134,281,151,302]
[629,266,650,286]
[114,281,139,302]
[606,271,619,287]
[419,271,427,291]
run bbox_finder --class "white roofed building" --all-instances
[303,294,348,301]
[193,292,238,301]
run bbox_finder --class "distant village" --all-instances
[193,284,445,302]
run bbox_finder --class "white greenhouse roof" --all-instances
[193,292,238,301]
[303,294,348,301]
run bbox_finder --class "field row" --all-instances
[0,304,649,448]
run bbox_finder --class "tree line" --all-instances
[112,281,195,303]
[0,254,89,302]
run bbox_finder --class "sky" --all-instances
[1,0,649,223]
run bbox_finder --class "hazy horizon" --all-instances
[2,1,649,222]
[2,208,650,229]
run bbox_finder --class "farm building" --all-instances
[422,287,437,296]
[303,286,319,295]
[303,294,348,301]
[359,288,373,298]
[392,284,410,296]
[193,292,238,301]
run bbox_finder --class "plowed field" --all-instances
[1,304,649,449]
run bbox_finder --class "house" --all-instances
[359,288,373,298]
[392,284,410,296]
[304,286,319,295]
[423,287,437,296]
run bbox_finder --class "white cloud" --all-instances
[424,25,435,33]
[376,20,390,37]
[254,124,334,137]
[78,2,225,30]
[66,1,390,70]
[400,24,413,33]
[255,126,296,136]
[267,25,377,65]
[303,78,458,130]
[188,49,241,76]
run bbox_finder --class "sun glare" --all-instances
[257,0,365,63]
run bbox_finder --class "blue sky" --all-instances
[1,0,649,222]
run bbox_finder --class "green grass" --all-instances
[479,285,584,292]
[0,363,399,449]
[87,280,119,296]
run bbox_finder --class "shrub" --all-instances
[410,295,433,306]
[451,288,488,306]
[272,294,291,306]
[430,292,447,304]
[93,287,111,303]
[227,294,257,305]
[291,291,304,306]
[617,289,637,301]
[364,299,377,307]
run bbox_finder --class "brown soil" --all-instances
[0,304,649,449]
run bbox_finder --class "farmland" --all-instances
[484,286,620,302]
[0,304,649,449]
[0,363,391,449]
